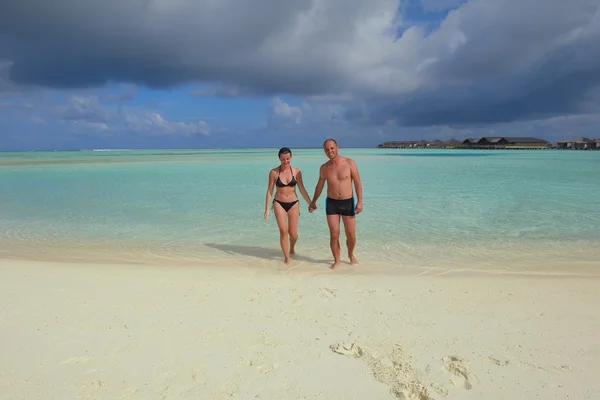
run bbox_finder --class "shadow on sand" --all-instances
[204,243,330,265]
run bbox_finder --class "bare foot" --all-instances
[289,248,295,256]
[329,261,341,270]
[349,254,359,265]
[284,257,291,264]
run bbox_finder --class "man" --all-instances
[309,138,363,270]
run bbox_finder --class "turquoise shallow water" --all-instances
[1,148,599,274]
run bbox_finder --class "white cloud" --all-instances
[269,97,302,123]
[125,112,210,136]
[57,96,109,122]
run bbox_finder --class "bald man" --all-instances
[309,138,363,269]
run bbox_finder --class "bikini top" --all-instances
[275,165,297,188]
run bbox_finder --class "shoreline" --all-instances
[2,249,600,280]
[1,258,599,399]
[2,235,600,279]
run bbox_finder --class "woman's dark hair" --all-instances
[278,147,292,157]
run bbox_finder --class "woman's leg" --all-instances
[273,201,291,263]
[287,202,300,255]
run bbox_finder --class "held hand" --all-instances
[355,201,363,214]
[264,210,269,221]
[308,202,317,213]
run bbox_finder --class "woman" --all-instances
[264,147,312,264]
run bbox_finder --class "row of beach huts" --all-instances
[377,137,600,150]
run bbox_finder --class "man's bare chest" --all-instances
[325,164,351,181]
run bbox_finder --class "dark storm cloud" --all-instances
[0,0,362,93]
[352,0,600,126]
[364,44,600,127]
[1,0,600,127]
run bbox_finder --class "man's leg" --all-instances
[326,214,341,269]
[342,215,358,264]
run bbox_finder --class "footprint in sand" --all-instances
[552,365,572,372]
[329,342,363,358]
[330,342,436,399]
[488,356,509,366]
[319,287,337,299]
[518,361,572,373]
[442,356,476,390]
[518,361,548,372]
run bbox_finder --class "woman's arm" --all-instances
[264,170,276,220]
[295,169,312,205]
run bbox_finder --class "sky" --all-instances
[1,0,599,151]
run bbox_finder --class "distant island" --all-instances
[377,136,600,150]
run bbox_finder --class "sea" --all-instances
[1,148,599,276]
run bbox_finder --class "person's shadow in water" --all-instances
[204,243,330,265]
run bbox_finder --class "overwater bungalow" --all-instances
[556,137,598,150]
[461,137,550,149]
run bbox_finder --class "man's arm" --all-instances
[310,165,326,209]
[350,159,363,213]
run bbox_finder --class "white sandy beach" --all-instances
[1,258,599,400]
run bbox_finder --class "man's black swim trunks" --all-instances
[325,197,355,216]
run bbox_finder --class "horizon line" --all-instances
[0,146,372,153]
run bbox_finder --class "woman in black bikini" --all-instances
[264,147,312,264]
